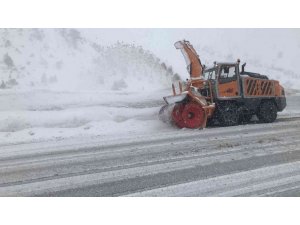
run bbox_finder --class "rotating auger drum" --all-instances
[158,83,214,129]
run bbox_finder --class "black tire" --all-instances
[239,113,253,124]
[206,118,217,127]
[257,100,277,123]
[217,102,239,126]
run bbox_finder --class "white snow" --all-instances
[0,29,300,146]
[126,161,300,197]
[0,88,176,145]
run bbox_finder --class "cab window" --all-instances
[219,65,237,83]
[203,69,216,80]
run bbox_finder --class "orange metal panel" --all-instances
[218,80,239,97]
[243,77,275,97]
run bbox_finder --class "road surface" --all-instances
[0,115,300,197]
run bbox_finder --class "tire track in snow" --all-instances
[0,123,299,184]
[0,116,299,196]
[126,161,300,197]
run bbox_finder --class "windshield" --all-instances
[203,68,217,80]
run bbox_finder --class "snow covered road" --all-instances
[0,115,300,197]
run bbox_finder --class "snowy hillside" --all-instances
[1,29,300,91]
[0,29,177,91]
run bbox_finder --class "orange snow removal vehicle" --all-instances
[159,40,286,129]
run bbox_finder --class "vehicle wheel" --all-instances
[239,113,253,124]
[257,100,277,123]
[206,118,216,127]
[217,102,238,126]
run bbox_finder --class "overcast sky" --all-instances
[82,29,300,79]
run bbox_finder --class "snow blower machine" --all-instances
[159,40,286,129]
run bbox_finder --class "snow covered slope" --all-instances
[0,29,176,91]
[1,29,300,91]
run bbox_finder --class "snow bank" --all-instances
[0,88,174,145]
[0,92,162,132]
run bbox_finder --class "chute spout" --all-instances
[174,40,203,79]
